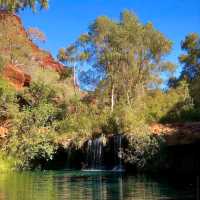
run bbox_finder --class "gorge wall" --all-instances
[0,11,64,89]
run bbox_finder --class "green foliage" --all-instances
[98,104,165,171]
[22,82,56,106]
[0,73,62,169]
[4,90,59,169]
[145,80,194,122]
[0,77,18,123]
[0,77,16,102]
[0,152,16,172]
[55,97,107,147]
[178,33,200,111]
[0,55,6,72]
[75,10,173,112]
[0,16,30,64]
[0,63,87,170]
[122,129,165,171]
[101,103,146,135]
[7,127,57,170]
[59,67,73,80]
[1,10,200,172]
[0,0,48,12]
[0,14,49,75]
[179,33,200,81]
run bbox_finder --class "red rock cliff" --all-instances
[0,11,64,88]
[2,64,31,90]
[150,122,200,146]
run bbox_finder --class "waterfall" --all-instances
[84,134,125,171]
[86,137,104,170]
[112,134,124,172]
[66,147,72,169]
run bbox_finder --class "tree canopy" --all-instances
[179,33,200,106]
[0,0,48,12]
[62,11,174,112]
[1,8,200,172]
[179,33,200,80]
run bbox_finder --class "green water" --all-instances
[0,171,196,200]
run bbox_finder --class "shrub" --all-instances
[1,79,60,170]
[7,127,57,170]
[0,153,16,172]
[99,104,166,171]
[122,126,165,171]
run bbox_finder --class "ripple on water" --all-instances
[0,171,197,200]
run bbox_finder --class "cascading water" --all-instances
[84,134,125,171]
[112,134,124,172]
[66,147,72,169]
[86,137,104,170]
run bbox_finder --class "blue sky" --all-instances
[19,0,200,78]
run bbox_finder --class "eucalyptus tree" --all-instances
[0,0,48,12]
[27,27,46,43]
[179,33,200,106]
[58,45,78,91]
[58,44,89,92]
[76,11,174,112]
[179,33,200,80]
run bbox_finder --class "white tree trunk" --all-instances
[127,92,131,106]
[73,64,77,94]
[73,64,76,87]
[111,84,114,112]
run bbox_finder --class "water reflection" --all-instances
[0,171,196,200]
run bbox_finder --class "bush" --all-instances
[145,80,194,123]
[122,126,165,171]
[0,153,16,172]
[0,78,61,170]
[0,55,6,72]
[99,104,166,171]
[7,127,57,170]
[4,102,58,169]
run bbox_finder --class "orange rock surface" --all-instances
[0,127,8,138]
[3,64,31,90]
[150,122,200,146]
[41,54,64,73]
[0,11,64,78]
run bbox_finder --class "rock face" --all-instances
[150,122,200,146]
[41,54,64,73]
[0,127,8,138]
[0,11,64,86]
[3,64,31,89]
